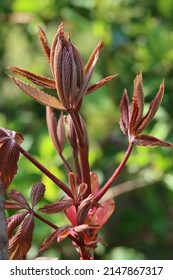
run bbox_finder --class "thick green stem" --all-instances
[19,146,73,198]
[95,142,134,201]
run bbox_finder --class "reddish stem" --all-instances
[18,146,73,198]
[95,142,134,201]
[70,111,91,195]
[33,211,80,246]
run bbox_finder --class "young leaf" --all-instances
[7,66,56,89]
[0,129,22,192]
[38,25,51,63]
[84,40,103,75]
[38,197,74,214]
[137,80,164,133]
[85,74,117,95]
[30,182,46,208]
[133,134,173,147]
[9,214,34,260]
[5,200,26,210]
[7,211,28,238]
[132,73,144,128]
[119,89,130,136]
[8,75,65,110]
[8,189,30,209]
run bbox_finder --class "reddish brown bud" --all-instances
[51,24,84,110]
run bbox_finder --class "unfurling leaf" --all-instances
[30,182,46,208]
[38,197,74,214]
[9,214,34,260]
[0,128,23,192]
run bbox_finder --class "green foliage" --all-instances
[1,0,173,259]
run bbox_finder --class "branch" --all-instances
[95,142,134,201]
[18,146,73,198]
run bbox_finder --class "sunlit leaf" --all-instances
[119,89,130,136]
[8,66,56,89]
[38,25,51,63]
[8,75,65,110]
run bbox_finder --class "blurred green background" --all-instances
[1,0,173,260]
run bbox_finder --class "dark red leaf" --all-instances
[137,80,164,134]
[7,66,56,89]
[84,40,103,75]
[38,25,51,63]
[5,200,26,210]
[39,230,58,253]
[30,182,46,208]
[8,189,30,209]
[0,128,22,192]
[9,214,34,260]
[7,211,28,238]
[133,134,173,147]
[119,89,130,136]
[38,197,74,214]
[132,73,144,129]
[75,44,102,107]
[85,74,117,95]
[8,75,65,110]
[50,23,63,76]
